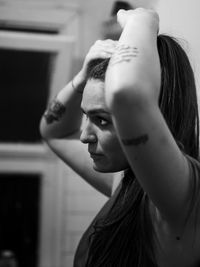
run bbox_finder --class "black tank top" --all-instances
[73,183,122,267]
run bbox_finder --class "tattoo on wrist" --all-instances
[44,99,66,124]
[121,134,148,146]
[109,44,139,66]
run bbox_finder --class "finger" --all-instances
[89,44,116,55]
[93,39,117,48]
[90,51,113,60]
[117,9,127,28]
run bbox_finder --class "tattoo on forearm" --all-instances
[109,44,139,66]
[44,99,66,124]
[121,134,148,146]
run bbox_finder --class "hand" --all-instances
[76,39,117,87]
[117,8,159,32]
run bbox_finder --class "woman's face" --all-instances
[80,79,129,173]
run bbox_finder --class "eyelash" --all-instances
[84,114,109,127]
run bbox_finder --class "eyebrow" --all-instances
[81,107,110,115]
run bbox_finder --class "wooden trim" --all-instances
[0,1,80,31]
[0,143,56,160]
[0,29,75,105]
[0,31,75,51]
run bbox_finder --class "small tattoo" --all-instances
[44,99,66,124]
[121,134,148,146]
[109,44,139,66]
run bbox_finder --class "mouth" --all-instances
[89,152,103,160]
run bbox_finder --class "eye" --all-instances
[97,117,109,126]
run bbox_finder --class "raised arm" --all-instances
[105,8,190,223]
[40,40,121,197]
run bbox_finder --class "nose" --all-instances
[80,119,97,144]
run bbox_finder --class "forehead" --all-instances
[81,79,108,112]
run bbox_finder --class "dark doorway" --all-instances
[0,173,41,267]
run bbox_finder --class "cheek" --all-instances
[95,132,129,172]
[106,139,129,170]
[101,132,124,158]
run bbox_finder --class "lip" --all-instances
[89,152,103,160]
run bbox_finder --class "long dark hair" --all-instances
[158,34,199,159]
[86,171,157,266]
[85,34,199,266]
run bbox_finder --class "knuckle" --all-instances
[95,40,102,45]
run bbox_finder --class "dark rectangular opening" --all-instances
[0,26,58,34]
[0,173,41,267]
[0,49,53,143]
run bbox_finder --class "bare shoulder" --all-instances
[45,130,118,197]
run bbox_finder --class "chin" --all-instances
[93,165,111,173]
[93,163,125,173]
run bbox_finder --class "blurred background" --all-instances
[0,0,199,266]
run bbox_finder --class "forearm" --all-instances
[104,10,192,222]
[40,71,85,139]
[105,10,161,106]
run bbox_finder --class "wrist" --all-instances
[72,71,87,94]
[120,17,158,46]
[127,13,159,31]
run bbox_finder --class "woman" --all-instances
[40,8,200,267]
